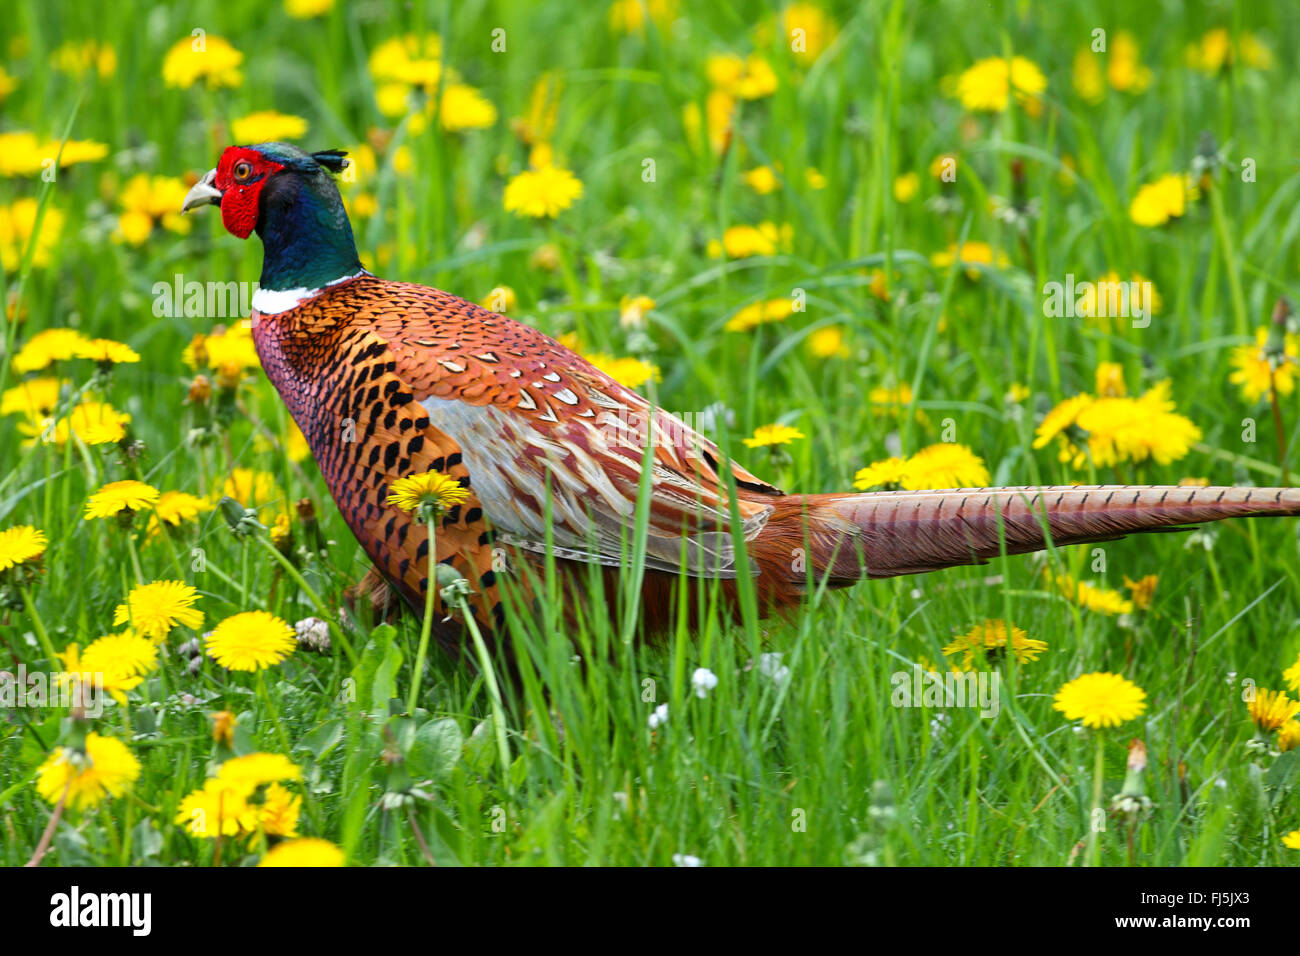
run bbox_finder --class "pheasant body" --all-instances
[182,142,1300,650]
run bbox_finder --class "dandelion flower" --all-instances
[807,326,850,359]
[893,172,920,202]
[386,472,471,518]
[504,165,584,219]
[205,610,296,671]
[75,338,140,365]
[1124,574,1159,611]
[0,525,47,571]
[1284,830,1300,850]
[218,752,302,789]
[1053,672,1147,728]
[942,619,1046,669]
[1052,573,1133,615]
[162,34,244,89]
[12,328,93,373]
[152,491,211,528]
[583,353,660,389]
[743,423,805,448]
[230,110,308,143]
[1229,326,1299,403]
[175,778,256,837]
[898,443,990,489]
[36,733,140,811]
[1279,721,1300,753]
[1248,688,1300,733]
[258,837,345,867]
[113,580,204,641]
[852,456,909,491]
[84,480,160,521]
[257,782,302,837]
[1129,173,1196,227]
[953,55,1047,112]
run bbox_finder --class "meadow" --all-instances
[1,0,1300,867]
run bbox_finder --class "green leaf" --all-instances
[408,717,464,783]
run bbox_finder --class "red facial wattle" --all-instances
[214,146,284,239]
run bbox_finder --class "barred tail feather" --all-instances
[793,485,1300,583]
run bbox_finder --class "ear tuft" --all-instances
[311,149,350,175]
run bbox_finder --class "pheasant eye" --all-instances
[233,161,252,182]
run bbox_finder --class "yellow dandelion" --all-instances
[386,472,471,518]
[619,295,656,328]
[2,377,66,417]
[852,456,909,491]
[953,55,1047,112]
[893,171,920,203]
[36,733,141,810]
[285,0,334,16]
[51,40,117,79]
[504,164,583,219]
[437,84,498,132]
[1279,721,1300,753]
[258,782,302,837]
[258,837,345,867]
[0,200,65,271]
[1249,688,1300,732]
[898,443,990,490]
[162,34,244,89]
[1053,672,1147,728]
[742,165,782,195]
[807,326,850,359]
[84,480,160,521]
[1229,326,1299,403]
[942,619,1045,669]
[706,53,778,100]
[218,752,302,789]
[1284,830,1300,850]
[779,3,837,64]
[0,525,47,571]
[1052,572,1134,615]
[175,777,257,837]
[478,285,518,314]
[152,491,211,528]
[931,241,1009,279]
[1123,574,1159,611]
[12,328,93,374]
[583,352,660,389]
[230,110,308,143]
[114,174,193,245]
[724,298,795,333]
[206,611,296,671]
[743,423,805,448]
[1129,173,1196,227]
[75,338,140,365]
[113,580,204,641]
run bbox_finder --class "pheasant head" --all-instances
[182,143,362,303]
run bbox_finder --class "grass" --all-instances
[2,0,1300,866]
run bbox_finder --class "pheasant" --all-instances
[182,142,1300,652]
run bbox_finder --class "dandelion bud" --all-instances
[187,374,212,405]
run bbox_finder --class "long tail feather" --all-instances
[802,485,1300,581]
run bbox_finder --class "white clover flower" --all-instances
[758,652,790,686]
[648,703,669,729]
[691,667,718,699]
[672,853,702,867]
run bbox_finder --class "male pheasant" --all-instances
[183,143,1300,652]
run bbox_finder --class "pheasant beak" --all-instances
[181,168,222,214]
